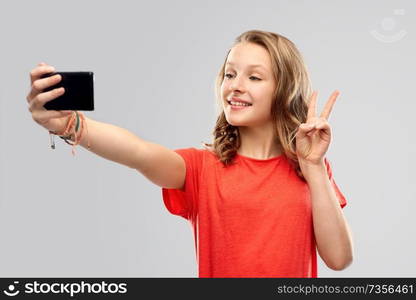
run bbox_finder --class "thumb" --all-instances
[296,123,315,139]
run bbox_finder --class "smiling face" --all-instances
[221,42,276,127]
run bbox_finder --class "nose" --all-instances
[229,75,246,93]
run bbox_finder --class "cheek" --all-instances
[221,85,235,104]
[220,81,229,94]
[253,88,275,111]
[252,87,271,101]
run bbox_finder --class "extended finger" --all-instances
[306,91,318,121]
[320,90,340,120]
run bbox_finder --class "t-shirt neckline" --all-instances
[235,152,284,162]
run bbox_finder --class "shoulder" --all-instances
[173,146,215,163]
[174,147,207,156]
[176,145,217,156]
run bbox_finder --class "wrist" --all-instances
[49,112,75,136]
[299,158,324,168]
[49,111,89,151]
[299,159,326,182]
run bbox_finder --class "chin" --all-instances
[225,116,246,127]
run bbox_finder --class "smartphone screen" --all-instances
[41,72,94,111]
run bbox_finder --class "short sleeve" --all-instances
[324,158,347,208]
[161,148,202,220]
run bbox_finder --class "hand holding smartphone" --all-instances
[41,71,94,111]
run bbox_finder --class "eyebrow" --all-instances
[225,62,267,70]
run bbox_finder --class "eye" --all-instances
[224,73,261,81]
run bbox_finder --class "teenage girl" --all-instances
[27,30,353,277]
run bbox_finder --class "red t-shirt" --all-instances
[162,148,347,278]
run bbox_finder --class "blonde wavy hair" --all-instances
[202,30,312,181]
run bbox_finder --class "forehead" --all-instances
[225,42,271,71]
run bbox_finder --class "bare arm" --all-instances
[27,63,185,190]
[300,161,354,271]
[72,117,186,189]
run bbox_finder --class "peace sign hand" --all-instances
[295,90,340,166]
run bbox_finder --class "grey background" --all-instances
[0,0,414,277]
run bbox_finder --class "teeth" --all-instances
[230,101,251,106]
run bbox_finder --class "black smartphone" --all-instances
[41,71,94,111]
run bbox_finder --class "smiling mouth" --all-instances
[227,100,252,107]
